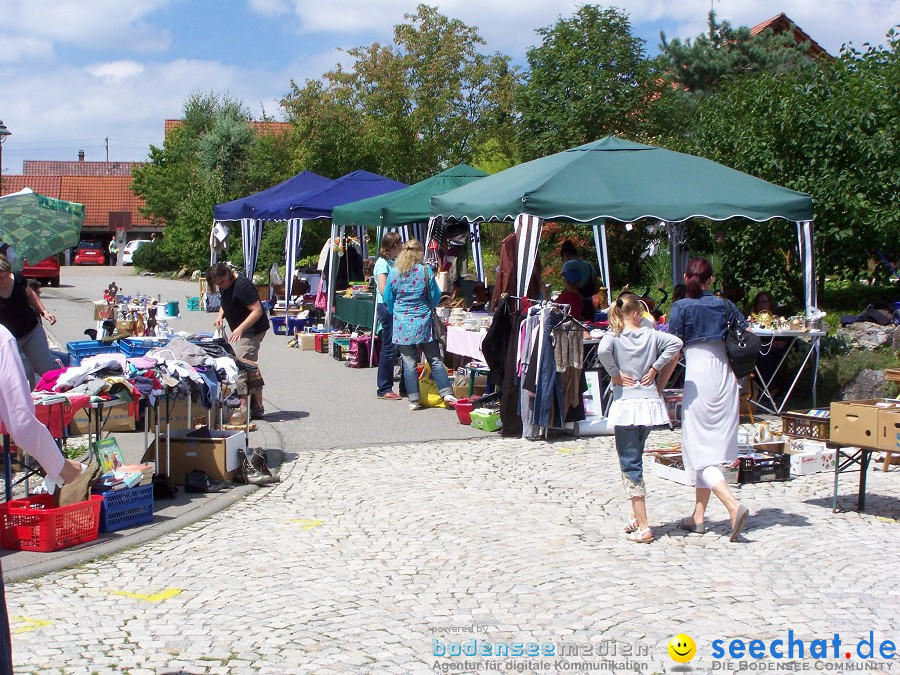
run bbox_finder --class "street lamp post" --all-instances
[0,121,11,196]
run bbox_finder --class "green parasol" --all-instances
[0,188,85,270]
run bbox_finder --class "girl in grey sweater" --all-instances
[598,293,682,543]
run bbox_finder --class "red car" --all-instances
[74,241,107,265]
[22,255,61,287]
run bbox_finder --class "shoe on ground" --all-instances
[228,409,247,426]
[442,394,457,408]
[378,392,402,400]
[409,402,421,411]
[250,406,265,419]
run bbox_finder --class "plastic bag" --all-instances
[418,362,447,409]
[213,326,226,340]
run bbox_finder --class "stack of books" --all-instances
[92,438,153,491]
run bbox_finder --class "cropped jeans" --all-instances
[397,341,452,404]
[613,425,651,498]
[375,304,398,396]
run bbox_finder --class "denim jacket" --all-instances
[668,291,747,345]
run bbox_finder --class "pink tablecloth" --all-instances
[446,326,487,362]
[0,395,92,439]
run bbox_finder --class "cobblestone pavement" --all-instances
[6,424,900,674]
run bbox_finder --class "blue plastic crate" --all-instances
[270,316,288,335]
[94,483,154,533]
[119,337,170,358]
[66,340,120,366]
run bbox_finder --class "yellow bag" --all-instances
[418,362,447,409]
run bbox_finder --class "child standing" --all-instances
[598,292,682,543]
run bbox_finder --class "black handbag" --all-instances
[724,301,761,379]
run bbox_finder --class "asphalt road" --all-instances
[38,266,484,451]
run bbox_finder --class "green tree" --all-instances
[516,5,666,160]
[664,30,900,299]
[660,11,817,94]
[281,4,519,183]
[132,92,275,271]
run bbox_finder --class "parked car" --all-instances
[74,240,106,265]
[122,239,151,265]
[21,255,61,287]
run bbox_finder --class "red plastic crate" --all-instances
[0,495,103,552]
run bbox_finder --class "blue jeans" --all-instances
[614,425,650,497]
[398,342,452,403]
[376,304,397,395]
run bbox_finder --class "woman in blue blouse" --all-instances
[374,233,402,400]
[383,239,456,411]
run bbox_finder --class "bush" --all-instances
[132,239,182,272]
[821,280,899,315]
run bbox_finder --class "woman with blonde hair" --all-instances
[598,292,682,543]
[382,239,456,411]
[0,255,58,388]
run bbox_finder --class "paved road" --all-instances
[5,267,900,673]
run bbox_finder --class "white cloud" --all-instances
[0,57,298,170]
[86,60,145,82]
[254,0,899,57]
[4,0,173,62]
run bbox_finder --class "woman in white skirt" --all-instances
[598,293,682,543]
[668,258,750,542]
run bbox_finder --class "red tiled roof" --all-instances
[750,13,831,58]
[165,119,290,137]
[1,175,152,229]
[24,160,143,176]
[0,176,64,199]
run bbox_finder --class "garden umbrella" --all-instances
[0,188,85,271]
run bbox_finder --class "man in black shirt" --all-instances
[208,263,269,424]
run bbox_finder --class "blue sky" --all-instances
[2,0,898,174]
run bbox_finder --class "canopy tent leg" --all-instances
[325,223,338,328]
[666,220,689,289]
[592,221,612,307]
[797,220,817,315]
[241,218,263,280]
[283,218,304,312]
[514,214,543,298]
[469,222,484,284]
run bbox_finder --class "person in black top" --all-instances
[0,255,58,388]
[208,262,270,423]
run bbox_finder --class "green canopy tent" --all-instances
[333,164,489,363]
[431,137,817,314]
[0,188,85,272]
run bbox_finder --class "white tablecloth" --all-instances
[446,325,487,362]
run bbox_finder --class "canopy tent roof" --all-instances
[254,169,407,221]
[0,188,84,271]
[332,164,488,229]
[213,170,333,221]
[431,137,814,224]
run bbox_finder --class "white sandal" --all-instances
[624,517,638,533]
[626,528,654,544]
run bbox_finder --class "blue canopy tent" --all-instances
[212,169,405,310]
[213,170,333,222]
[215,169,407,324]
[211,171,334,296]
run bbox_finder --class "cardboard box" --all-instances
[784,439,835,475]
[157,398,211,430]
[92,301,116,321]
[451,374,487,400]
[877,407,900,452]
[830,399,900,448]
[298,333,317,351]
[69,400,138,435]
[143,429,244,483]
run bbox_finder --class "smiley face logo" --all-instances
[668,633,696,663]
